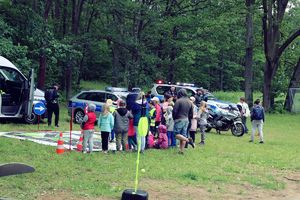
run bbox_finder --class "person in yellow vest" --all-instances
[106,99,116,142]
[149,100,156,136]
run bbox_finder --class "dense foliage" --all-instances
[0,0,299,107]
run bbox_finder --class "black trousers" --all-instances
[47,103,59,126]
[101,131,110,151]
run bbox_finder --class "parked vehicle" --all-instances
[0,56,45,124]
[151,82,215,101]
[68,90,124,123]
[205,104,245,137]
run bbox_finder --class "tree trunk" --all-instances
[219,52,224,91]
[37,0,52,90]
[65,63,72,100]
[37,54,46,90]
[263,62,274,110]
[62,0,68,36]
[284,58,300,111]
[244,0,255,108]
[111,42,120,87]
[168,26,178,83]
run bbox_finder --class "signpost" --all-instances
[33,102,46,131]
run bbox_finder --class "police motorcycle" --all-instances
[205,103,245,137]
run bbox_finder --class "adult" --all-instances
[113,100,133,151]
[194,89,203,107]
[165,86,177,100]
[250,99,265,144]
[173,89,194,154]
[45,84,60,127]
[237,97,250,133]
[81,104,97,153]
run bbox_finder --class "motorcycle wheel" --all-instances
[231,122,245,137]
[205,127,212,133]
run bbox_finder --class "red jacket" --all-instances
[83,112,96,130]
[155,104,162,122]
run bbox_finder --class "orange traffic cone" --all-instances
[56,132,64,154]
[77,133,83,152]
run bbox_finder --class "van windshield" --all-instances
[0,67,25,82]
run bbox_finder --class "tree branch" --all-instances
[278,28,300,58]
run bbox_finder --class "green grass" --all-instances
[80,80,107,90]
[213,91,263,103]
[0,113,300,199]
[1,82,299,199]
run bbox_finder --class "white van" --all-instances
[0,56,45,123]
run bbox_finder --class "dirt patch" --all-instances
[38,172,300,200]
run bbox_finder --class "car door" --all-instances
[26,69,35,117]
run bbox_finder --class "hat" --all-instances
[119,100,126,107]
[190,96,195,102]
[151,97,160,102]
[88,103,96,112]
[106,99,113,105]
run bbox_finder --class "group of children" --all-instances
[81,93,209,154]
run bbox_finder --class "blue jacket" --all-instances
[98,113,114,132]
[131,100,149,126]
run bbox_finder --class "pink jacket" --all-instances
[157,125,168,149]
[148,133,155,148]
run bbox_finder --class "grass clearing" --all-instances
[0,112,300,199]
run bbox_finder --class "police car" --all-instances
[150,81,215,101]
[68,90,124,124]
[151,81,237,109]
[0,56,45,124]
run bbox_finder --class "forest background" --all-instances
[0,0,299,111]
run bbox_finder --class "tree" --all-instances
[284,57,300,110]
[262,0,300,110]
[244,0,255,107]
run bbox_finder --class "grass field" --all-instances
[0,82,300,199]
[0,112,300,199]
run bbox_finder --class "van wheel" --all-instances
[74,109,84,124]
[24,113,38,124]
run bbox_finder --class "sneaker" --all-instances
[83,151,87,154]
[55,125,59,127]
[178,151,184,155]
[199,141,205,145]
[103,151,108,154]
[188,138,195,148]
[249,140,253,143]
[259,141,264,144]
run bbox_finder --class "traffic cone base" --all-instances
[56,132,65,154]
[77,133,83,152]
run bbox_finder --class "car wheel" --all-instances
[24,112,38,124]
[74,109,85,124]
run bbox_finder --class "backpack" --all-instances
[252,106,263,120]
[44,88,54,102]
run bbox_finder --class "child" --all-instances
[147,131,155,148]
[106,99,116,142]
[128,118,137,151]
[189,96,198,143]
[155,124,168,149]
[81,103,97,153]
[198,101,209,145]
[98,104,114,153]
[165,102,176,147]
[113,100,133,151]
[148,100,156,136]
